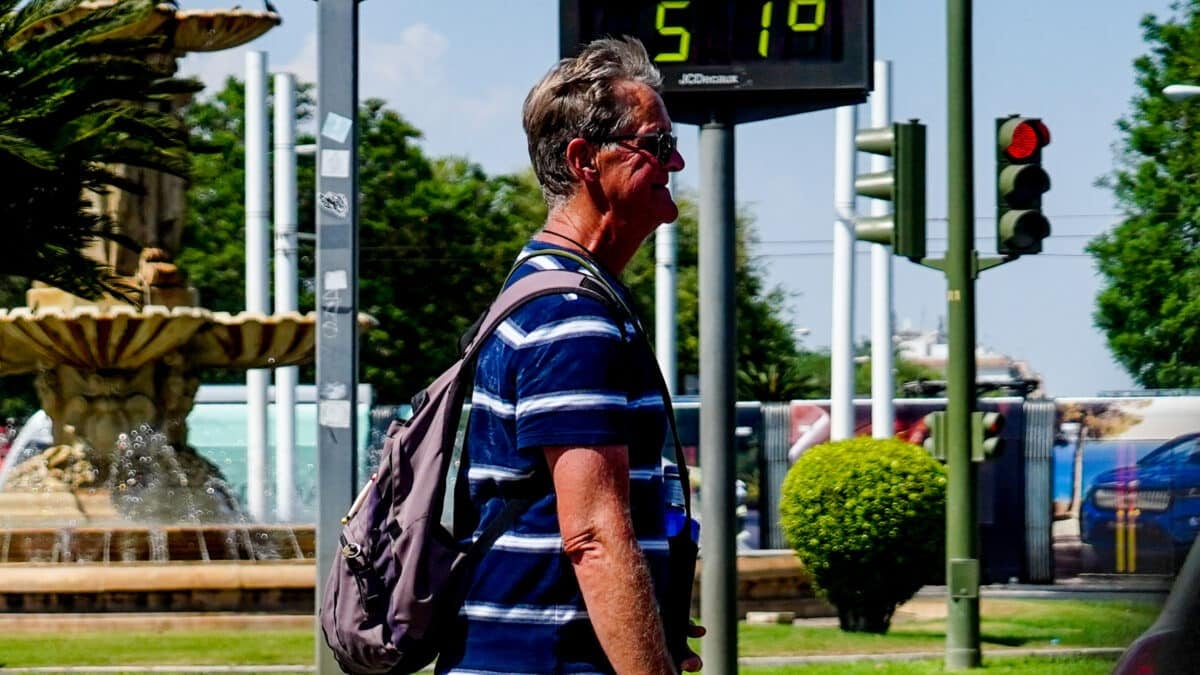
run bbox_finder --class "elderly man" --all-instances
[435,37,702,674]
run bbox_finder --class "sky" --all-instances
[178,0,1178,397]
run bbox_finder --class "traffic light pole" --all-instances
[945,0,981,668]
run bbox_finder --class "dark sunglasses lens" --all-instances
[656,133,676,164]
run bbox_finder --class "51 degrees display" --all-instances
[559,0,874,123]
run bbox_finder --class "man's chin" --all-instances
[656,199,679,224]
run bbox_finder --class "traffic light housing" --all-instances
[854,121,926,261]
[996,116,1051,255]
[971,411,1005,461]
[922,410,946,461]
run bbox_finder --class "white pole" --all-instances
[273,72,299,522]
[870,60,895,439]
[245,51,270,522]
[656,175,678,396]
[831,105,857,441]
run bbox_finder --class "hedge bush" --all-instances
[780,436,946,633]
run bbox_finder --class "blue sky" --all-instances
[179,0,1177,397]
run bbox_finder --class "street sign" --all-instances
[560,0,873,123]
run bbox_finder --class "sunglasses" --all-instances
[590,129,678,165]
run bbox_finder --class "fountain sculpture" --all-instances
[0,0,319,531]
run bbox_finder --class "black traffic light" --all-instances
[854,121,926,261]
[971,411,1005,461]
[996,116,1051,255]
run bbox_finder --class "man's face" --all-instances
[593,81,685,239]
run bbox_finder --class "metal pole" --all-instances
[831,105,857,441]
[870,60,894,439]
[946,0,981,668]
[273,72,299,522]
[698,118,737,675]
[656,176,678,395]
[244,51,270,523]
[315,1,360,671]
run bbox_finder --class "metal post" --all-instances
[699,118,737,675]
[244,51,270,523]
[315,1,360,671]
[273,72,299,522]
[831,105,857,441]
[946,0,981,668]
[656,175,678,395]
[870,60,894,439]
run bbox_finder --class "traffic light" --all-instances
[922,410,946,461]
[854,121,927,261]
[996,116,1051,255]
[971,411,1005,461]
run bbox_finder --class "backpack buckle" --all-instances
[341,540,363,559]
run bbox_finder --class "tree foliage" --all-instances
[623,199,813,400]
[1093,4,1200,387]
[0,0,200,300]
[180,81,542,401]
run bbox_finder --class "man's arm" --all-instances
[545,443,675,675]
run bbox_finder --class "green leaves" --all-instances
[1094,6,1200,388]
[0,0,199,301]
[780,437,946,633]
[178,78,545,401]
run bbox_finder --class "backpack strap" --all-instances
[450,269,619,551]
[510,248,694,518]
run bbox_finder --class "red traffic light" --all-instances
[1000,118,1050,161]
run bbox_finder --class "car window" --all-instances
[1140,436,1199,466]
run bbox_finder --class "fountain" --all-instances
[0,3,332,612]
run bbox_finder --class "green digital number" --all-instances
[758,2,773,58]
[789,0,826,32]
[654,1,690,63]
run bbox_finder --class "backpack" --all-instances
[320,268,627,674]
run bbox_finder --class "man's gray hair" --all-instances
[522,36,663,208]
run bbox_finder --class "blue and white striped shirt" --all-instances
[435,241,671,674]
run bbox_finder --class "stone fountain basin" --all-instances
[0,523,318,613]
[0,560,314,614]
[0,524,315,564]
[0,306,329,375]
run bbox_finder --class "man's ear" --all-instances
[565,137,598,182]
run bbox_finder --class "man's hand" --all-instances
[679,621,705,672]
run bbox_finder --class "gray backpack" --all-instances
[318,269,624,674]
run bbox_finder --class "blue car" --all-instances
[1081,432,1200,573]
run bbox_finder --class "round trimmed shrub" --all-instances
[780,437,946,633]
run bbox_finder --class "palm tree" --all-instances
[0,0,200,301]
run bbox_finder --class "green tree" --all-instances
[624,199,813,400]
[179,80,542,401]
[0,0,199,300]
[1092,5,1200,387]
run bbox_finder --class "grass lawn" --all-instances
[742,653,1120,674]
[0,629,311,668]
[0,598,1159,673]
[736,597,1158,656]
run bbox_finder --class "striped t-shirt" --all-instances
[435,241,671,674]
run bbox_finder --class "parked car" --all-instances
[1081,432,1200,573]
[1111,531,1200,673]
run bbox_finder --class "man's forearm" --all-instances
[549,443,675,674]
[567,522,674,675]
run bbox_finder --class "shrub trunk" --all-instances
[836,602,895,633]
